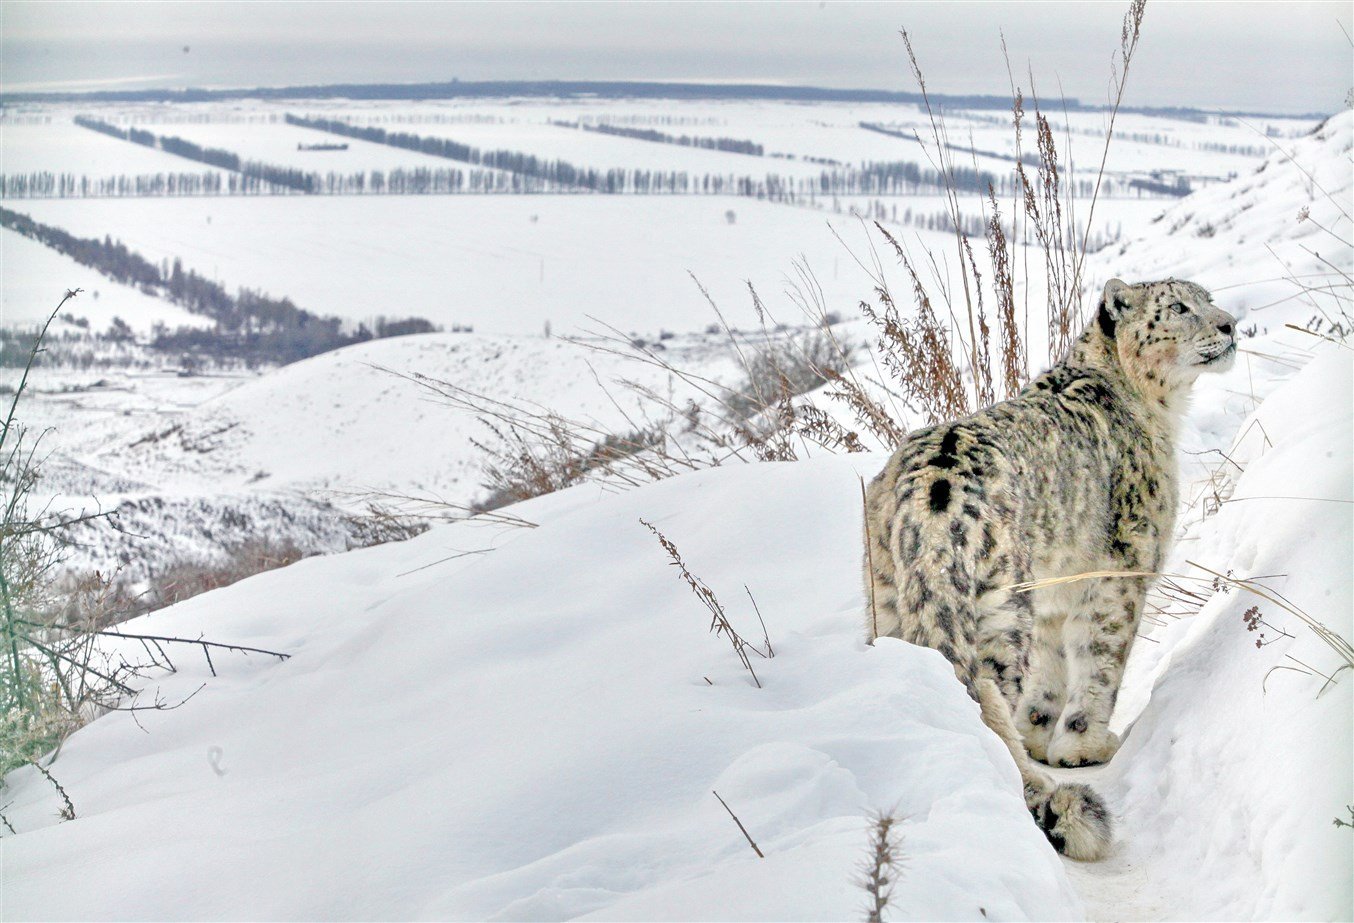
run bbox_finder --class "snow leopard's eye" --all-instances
[1169,302,1190,315]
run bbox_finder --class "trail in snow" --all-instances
[1051,112,1354,922]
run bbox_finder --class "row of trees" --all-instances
[0,207,439,364]
[286,113,1011,197]
[154,133,318,192]
[1,171,229,197]
[555,120,765,156]
[0,163,1163,201]
[1,167,562,197]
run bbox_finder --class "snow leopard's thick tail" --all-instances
[975,674,1113,860]
[1033,781,1114,861]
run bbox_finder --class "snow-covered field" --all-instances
[4,98,1316,338]
[7,193,892,335]
[1,96,1350,921]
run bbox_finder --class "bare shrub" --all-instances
[1,290,115,777]
[473,420,664,511]
[143,539,308,611]
[856,2,1147,422]
[2,293,291,807]
[340,503,429,547]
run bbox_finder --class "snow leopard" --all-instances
[863,278,1236,860]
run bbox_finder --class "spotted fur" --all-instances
[863,278,1236,861]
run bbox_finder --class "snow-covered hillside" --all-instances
[8,327,755,586]
[56,330,742,497]
[2,112,1350,920]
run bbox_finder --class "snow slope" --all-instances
[1,455,1083,921]
[4,340,1347,921]
[42,329,744,498]
[1,229,211,334]
[1065,345,1353,922]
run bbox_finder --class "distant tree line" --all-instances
[1,171,228,197]
[1195,141,1268,157]
[73,115,128,140]
[285,113,611,191]
[0,206,439,364]
[554,120,765,156]
[151,130,320,192]
[287,113,1002,198]
[1,162,1175,201]
[1129,176,1193,197]
[860,121,1042,169]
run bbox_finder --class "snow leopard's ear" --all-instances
[1097,278,1133,338]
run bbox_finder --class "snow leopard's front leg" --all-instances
[1046,578,1145,768]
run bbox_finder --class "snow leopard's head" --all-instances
[1097,277,1236,394]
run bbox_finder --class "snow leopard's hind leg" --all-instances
[1015,608,1070,764]
[1047,577,1146,768]
[973,559,1112,860]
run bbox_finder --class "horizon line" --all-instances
[0,77,1332,121]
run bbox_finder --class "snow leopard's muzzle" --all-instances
[1191,307,1237,371]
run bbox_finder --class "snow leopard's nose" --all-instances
[1210,307,1237,339]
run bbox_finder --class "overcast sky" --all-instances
[2,1,1350,113]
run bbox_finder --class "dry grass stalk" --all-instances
[986,186,1027,398]
[1066,0,1147,315]
[861,224,970,425]
[712,789,765,858]
[860,810,903,923]
[30,760,75,820]
[336,487,539,530]
[640,518,771,687]
[838,0,1148,432]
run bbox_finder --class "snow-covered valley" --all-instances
[1,96,1350,920]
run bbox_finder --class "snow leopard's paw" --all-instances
[1016,699,1059,763]
[1048,719,1120,768]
